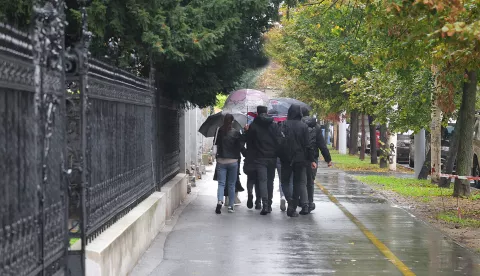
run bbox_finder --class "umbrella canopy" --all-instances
[268,98,312,116]
[222,89,271,114]
[247,111,287,123]
[198,112,247,137]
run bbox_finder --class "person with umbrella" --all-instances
[245,106,279,215]
[214,114,245,214]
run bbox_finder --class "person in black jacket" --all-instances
[243,146,261,210]
[246,106,278,215]
[279,104,317,217]
[215,114,245,214]
[301,107,332,213]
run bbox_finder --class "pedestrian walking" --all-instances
[277,104,317,217]
[276,157,293,211]
[243,146,261,210]
[245,106,278,215]
[301,107,332,213]
[214,114,245,214]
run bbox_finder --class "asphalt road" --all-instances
[131,164,480,276]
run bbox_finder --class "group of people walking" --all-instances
[213,104,332,217]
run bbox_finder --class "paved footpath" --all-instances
[131,164,480,276]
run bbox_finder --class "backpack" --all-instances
[277,122,295,164]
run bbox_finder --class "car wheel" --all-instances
[409,158,414,168]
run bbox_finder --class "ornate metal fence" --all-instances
[154,96,181,188]
[1,1,182,275]
[0,0,68,274]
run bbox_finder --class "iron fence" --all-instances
[154,96,181,188]
[1,1,182,275]
[0,0,68,274]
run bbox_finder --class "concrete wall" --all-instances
[85,174,187,276]
[182,106,205,170]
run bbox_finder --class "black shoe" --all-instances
[260,200,269,215]
[260,206,268,215]
[287,207,299,217]
[308,202,316,213]
[215,204,222,214]
[247,194,253,209]
[255,199,262,210]
[299,205,309,215]
[267,200,272,213]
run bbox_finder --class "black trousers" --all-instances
[306,158,318,204]
[246,172,261,203]
[244,163,261,203]
[281,161,307,208]
[254,159,276,203]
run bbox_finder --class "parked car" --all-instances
[408,123,455,170]
[396,134,411,163]
[471,114,480,188]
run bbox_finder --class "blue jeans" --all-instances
[276,158,293,198]
[216,162,238,207]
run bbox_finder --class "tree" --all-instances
[1,0,282,108]
[382,0,480,196]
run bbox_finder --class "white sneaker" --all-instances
[228,206,235,213]
[280,197,286,211]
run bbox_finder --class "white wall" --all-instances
[181,105,206,170]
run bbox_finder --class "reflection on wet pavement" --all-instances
[134,165,480,276]
[317,168,480,276]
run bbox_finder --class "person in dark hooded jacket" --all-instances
[301,107,332,213]
[246,106,278,215]
[279,104,317,217]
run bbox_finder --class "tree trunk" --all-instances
[418,148,432,179]
[431,92,442,184]
[369,115,378,164]
[439,123,460,188]
[380,124,388,168]
[360,114,366,160]
[453,71,476,197]
[349,110,359,155]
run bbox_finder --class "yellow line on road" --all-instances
[315,181,416,276]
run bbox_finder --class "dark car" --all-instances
[408,124,455,170]
[396,134,410,163]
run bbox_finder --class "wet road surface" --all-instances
[131,165,480,276]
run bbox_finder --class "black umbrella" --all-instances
[268,98,312,116]
[198,112,247,137]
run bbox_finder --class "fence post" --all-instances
[179,109,187,173]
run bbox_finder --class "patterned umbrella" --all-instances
[268,98,312,116]
[222,89,271,114]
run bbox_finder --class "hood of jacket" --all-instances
[254,114,274,126]
[287,104,302,120]
[302,116,317,128]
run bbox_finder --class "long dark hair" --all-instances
[221,113,234,135]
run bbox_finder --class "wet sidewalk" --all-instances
[131,164,480,276]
